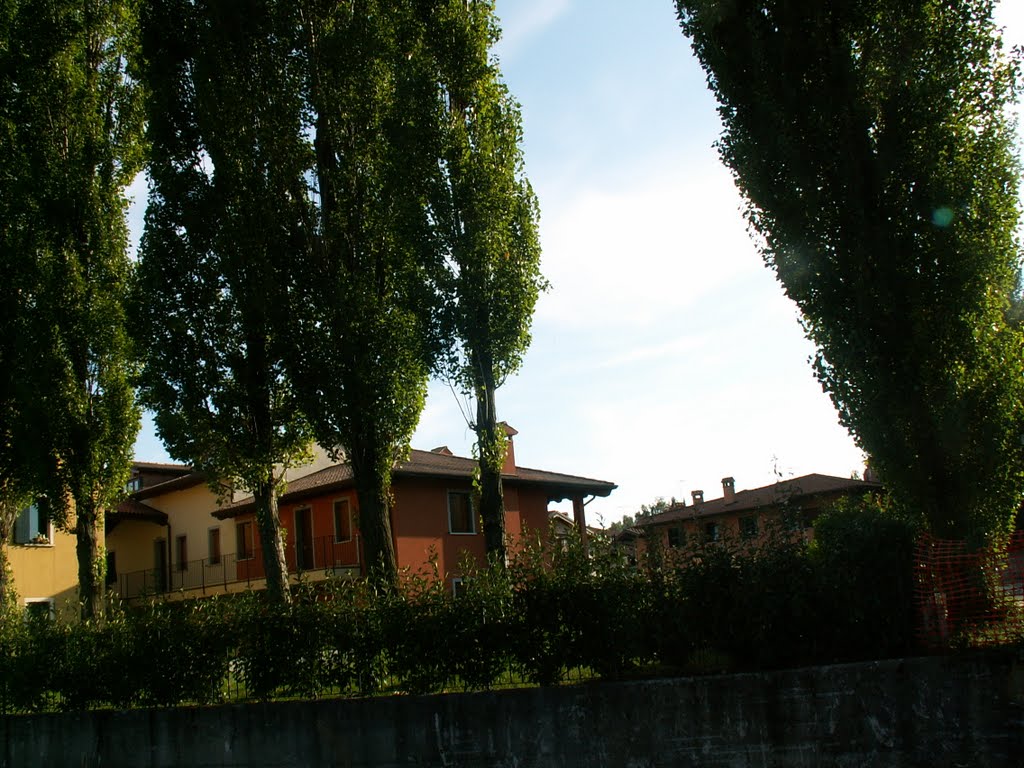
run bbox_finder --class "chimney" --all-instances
[500,422,519,475]
[691,489,704,506]
[722,477,736,503]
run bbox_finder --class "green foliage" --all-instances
[136,0,316,601]
[281,0,449,586]
[811,495,919,659]
[609,498,673,533]
[676,0,1024,543]
[1,0,144,617]
[426,0,546,563]
[0,517,925,713]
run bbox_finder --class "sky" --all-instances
[131,0,1024,528]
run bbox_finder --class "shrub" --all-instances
[811,494,918,660]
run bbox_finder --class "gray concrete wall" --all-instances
[2,654,1022,767]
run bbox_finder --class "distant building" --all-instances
[638,473,881,554]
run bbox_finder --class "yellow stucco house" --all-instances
[6,503,82,620]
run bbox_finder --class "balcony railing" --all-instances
[114,534,362,600]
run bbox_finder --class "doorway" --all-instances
[294,508,314,571]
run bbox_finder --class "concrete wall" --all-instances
[3,654,1022,768]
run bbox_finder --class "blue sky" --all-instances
[132,0,1024,527]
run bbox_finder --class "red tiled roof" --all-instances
[133,471,207,499]
[642,473,881,525]
[110,498,169,526]
[132,460,192,473]
[214,449,616,519]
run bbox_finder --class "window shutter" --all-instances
[14,506,31,544]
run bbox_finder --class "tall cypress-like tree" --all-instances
[1,0,144,618]
[0,1,48,605]
[677,0,1024,542]
[285,0,442,585]
[136,0,312,603]
[427,0,544,565]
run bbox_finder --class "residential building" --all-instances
[640,473,881,555]
[108,427,616,599]
[6,501,85,619]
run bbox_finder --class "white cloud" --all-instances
[494,0,572,60]
[534,151,760,332]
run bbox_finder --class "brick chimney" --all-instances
[722,477,736,503]
[691,489,704,506]
[500,422,519,475]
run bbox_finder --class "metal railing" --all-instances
[115,534,362,600]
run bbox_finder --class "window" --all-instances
[704,522,720,542]
[333,499,352,543]
[106,551,118,586]
[125,476,143,493]
[740,517,758,540]
[24,598,54,622]
[13,503,50,545]
[448,491,475,534]
[784,509,813,532]
[176,535,188,571]
[667,526,684,548]
[208,527,221,565]
[452,578,468,599]
[153,539,167,592]
[236,521,254,560]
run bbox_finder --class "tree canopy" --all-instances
[1,0,144,617]
[282,0,447,585]
[677,0,1024,543]
[428,0,545,566]
[136,0,313,602]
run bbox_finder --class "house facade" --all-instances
[107,429,616,599]
[639,473,881,555]
[6,502,81,619]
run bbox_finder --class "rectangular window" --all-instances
[208,528,221,565]
[24,598,54,622]
[13,503,50,545]
[176,535,188,571]
[106,551,118,586]
[452,577,468,599]
[784,510,811,532]
[704,522,720,542]
[740,517,758,540]
[667,526,684,548]
[333,499,352,543]
[236,521,254,560]
[125,476,143,493]
[448,491,475,534]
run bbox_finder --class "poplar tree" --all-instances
[428,0,544,565]
[284,0,442,585]
[136,0,312,603]
[1,0,144,618]
[677,0,1024,542]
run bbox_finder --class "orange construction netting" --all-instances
[914,531,1024,650]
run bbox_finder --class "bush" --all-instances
[0,506,925,713]
[811,495,918,660]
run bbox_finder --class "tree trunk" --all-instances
[0,502,14,610]
[253,481,291,604]
[75,500,104,621]
[474,361,506,567]
[349,441,398,588]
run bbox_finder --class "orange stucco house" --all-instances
[635,473,881,556]
[107,428,616,599]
